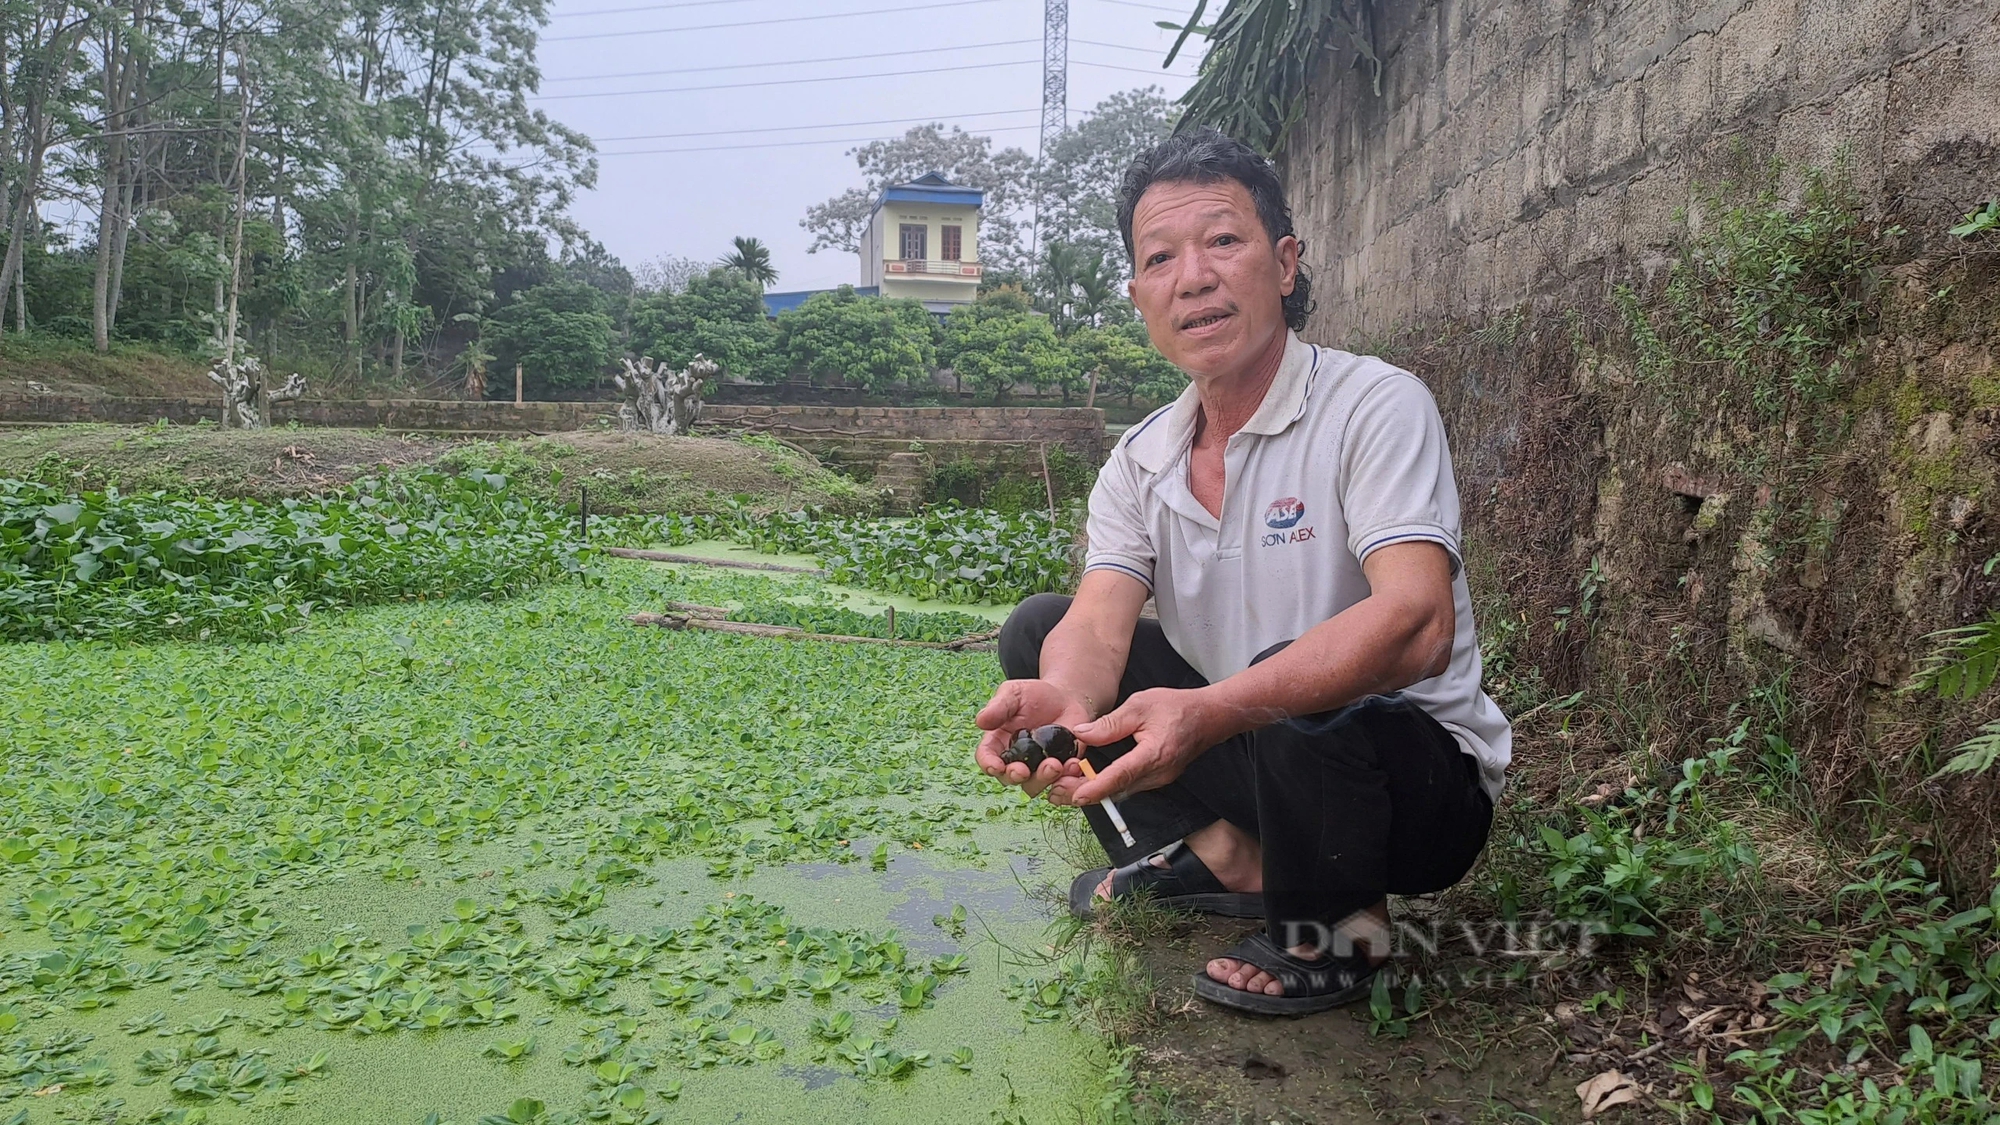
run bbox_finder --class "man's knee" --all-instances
[998,593,1072,679]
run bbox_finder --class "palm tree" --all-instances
[1070,248,1118,331]
[1036,241,1083,332]
[1035,241,1116,333]
[722,236,778,289]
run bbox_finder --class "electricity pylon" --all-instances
[1031,0,1068,273]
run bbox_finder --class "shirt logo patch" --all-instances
[1263,497,1306,529]
[1261,495,1316,547]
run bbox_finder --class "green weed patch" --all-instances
[0,472,587,642]
[0,564,1106,1122]
[620,505,1076,604]
[3,464,1075,643]
[734,507,1074,604]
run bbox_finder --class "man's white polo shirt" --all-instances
[1085,330,1511,801]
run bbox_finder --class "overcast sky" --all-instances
[532,0,1205,292]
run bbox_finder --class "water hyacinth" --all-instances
[738,507,1075,605]
[0,471,589,641]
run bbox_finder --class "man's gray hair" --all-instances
[1115,128,1315,332]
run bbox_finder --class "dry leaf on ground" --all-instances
[1577,1069,1640,1118]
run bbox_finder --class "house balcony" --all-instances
[885,259,982,278]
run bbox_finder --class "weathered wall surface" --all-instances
[1285,0,1998,331]
[699,404,1105,466]
[1278,0,2000,874]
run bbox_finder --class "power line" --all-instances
[599,123,1041,157]
[544,39,1039,83]
[533,57,1036,100]
[541,36,1177,85]
[1073,57,1198,77]
[1073,37,1190,55]
[1096,0,1191,13]
[588,107,1032,142]
[543,0,1007,43]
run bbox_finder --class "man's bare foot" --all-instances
[1090,819,1262,903]
[1204,899,1391,996]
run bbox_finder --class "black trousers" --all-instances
[999,594,1493,943]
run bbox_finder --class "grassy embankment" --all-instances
[0,424,874,517]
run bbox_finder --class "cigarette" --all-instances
[1076,760,1137,847]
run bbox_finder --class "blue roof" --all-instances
[875,171,982,212]
[762,286,877,317]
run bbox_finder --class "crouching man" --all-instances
[973,130,1511,1016]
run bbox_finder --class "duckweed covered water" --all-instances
[0,563,1109,1124]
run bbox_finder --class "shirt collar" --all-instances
[1129,331,1315,473]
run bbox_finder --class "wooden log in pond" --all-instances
[628,612,997,652]
[602,547,825,575]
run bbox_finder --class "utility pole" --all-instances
[1032,0,1068,274]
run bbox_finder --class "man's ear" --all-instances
[1275,234,1300,297]
[1126,277,1138,304]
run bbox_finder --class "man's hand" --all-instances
[1053,687,1226,807]
[974,679,1095,798]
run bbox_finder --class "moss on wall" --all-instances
[1378,175,2000,890]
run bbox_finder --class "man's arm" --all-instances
[974,568,1150,794]
[1032,568,1153,718]
[1061,541,1455,805]
[1200,541,1455,726]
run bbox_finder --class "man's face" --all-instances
[1126,177,1299,381]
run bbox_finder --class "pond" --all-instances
[0,562,1112,1124]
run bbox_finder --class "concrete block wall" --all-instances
[1272,0,2000,869]
[1282,0,2000,335]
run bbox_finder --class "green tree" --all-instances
[629,266,774,380]
[771,286,937,392]
[1035,88,1179,274]
[484,280,614,394]
[5,0,598,386]
[721,236,777,288]
[1034,240,1127,335]
[942,302,1075,403]
[802,124,1034,273]
[1070,320,1186,406]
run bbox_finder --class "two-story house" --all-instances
[856,172,983,313]
[762,171,984,320]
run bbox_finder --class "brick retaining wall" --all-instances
[0,393,1106,465]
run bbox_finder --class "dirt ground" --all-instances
[0,425,873,513]
[1111,908,1600,1125]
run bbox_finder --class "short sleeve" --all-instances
[1083,446,1156,590]
[1340,373,1463,574]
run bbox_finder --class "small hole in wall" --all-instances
[1656,491,1707,597]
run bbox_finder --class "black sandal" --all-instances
[1191,932,1382,1016]
[1067,841,1264,919]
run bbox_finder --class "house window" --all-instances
[899,224,927,260]
[940,225,962,261]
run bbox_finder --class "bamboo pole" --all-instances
[1038,441,1056,518]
